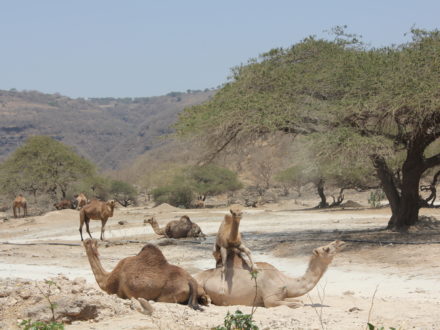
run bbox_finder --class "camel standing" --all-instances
[79,200,115,241]
[195,240,345,307]
[214,205,255,292]
[12,195,27,218]
[145,215,206,239]
[83,239,209,313]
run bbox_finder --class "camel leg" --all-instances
[85,219,93,239]
[237,243,256,270]
[130,297,154,315]
[264,297,303,309]
[24,206,27,217]
[219,246,228,295]
[100,218,108,240]
[13,206,16,218]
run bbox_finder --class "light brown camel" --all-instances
[214,205,255,293]
[12,195,27,218]
[83,238,209,313]
[145,215,206,239]
[79,199,115,241]
[53,199,74,210]
[75,193,88,209]
[195,240,345,308]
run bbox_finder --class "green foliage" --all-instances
[213,310,259,330]
[152,184,194,208]
[109,180,137,207]
[19,319,64,330]
[0,136,95,199]
[368,189,386,208]
[176,28,440,227]
[188,165,242,197]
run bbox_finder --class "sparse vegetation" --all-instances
[213,310,259,330]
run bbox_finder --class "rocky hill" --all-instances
[0,89,214,169]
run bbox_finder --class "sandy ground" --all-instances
[1,199,440,329]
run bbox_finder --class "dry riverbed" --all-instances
[1,200,440,329]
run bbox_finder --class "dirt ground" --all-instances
[1,197,440,330]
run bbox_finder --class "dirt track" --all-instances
[1,200,440,329]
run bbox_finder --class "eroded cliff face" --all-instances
[0,89,214,169]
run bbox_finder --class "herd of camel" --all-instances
[10,193,345,314]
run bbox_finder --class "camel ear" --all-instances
[313,249,320,256]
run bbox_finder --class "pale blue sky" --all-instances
[1,0,439,98]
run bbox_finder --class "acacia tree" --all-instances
[176,28,440,230]
[0,136,95,200]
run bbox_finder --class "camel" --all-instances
[214,205,255,292]
[53,199,74,210]
[12,195,27,218]
[145,215,206,239]
[83,238,209,313]
[74,193,88,209]
[195,240,345,308]
[79,199,116,241]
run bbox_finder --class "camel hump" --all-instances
[138,244,168,265]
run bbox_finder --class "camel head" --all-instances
[197,287,211,306]
[312,240,345,264]
[229,204,243,219]
[144,216,156,224]
[106,200,116,209]
[83,238,100,257]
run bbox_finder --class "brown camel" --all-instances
[145,215,206,239]
[12,195,27,218]
[83,238,209,313]
[74,193,88,209]
[53,199,74,210]
[214,205,255,293]
[195,240,345,308]
[79,199,115,241]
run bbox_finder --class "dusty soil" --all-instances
[1,199,440,329]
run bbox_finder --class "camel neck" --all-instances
[286,255,330,297]
[149,221,164,235]
[85,247,110,292]
[228,216,241,242]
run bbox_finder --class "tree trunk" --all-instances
[316,178,328,208]
[372,149,424,230]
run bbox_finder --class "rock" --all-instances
[118,220,128,225]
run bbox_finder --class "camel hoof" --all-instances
[189,303,204,312]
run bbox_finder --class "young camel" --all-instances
[145,215,206,239]
[214,205,255,293]
[83,238,209,313]
[12,195,27,218]
[79,199,116,241]
[195,240,345,308]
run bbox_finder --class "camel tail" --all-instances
[187,277,203,311]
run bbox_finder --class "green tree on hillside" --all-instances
[110,180,137,207]
[0,136,95,200]
[176,28,440,230]
[188,164,243,201]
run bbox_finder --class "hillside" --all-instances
[0,89,214,169]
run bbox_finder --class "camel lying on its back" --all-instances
[195,240,345,308]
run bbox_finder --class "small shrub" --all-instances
[367,323,397,330]
[152,184,194,208]
[19,319,64,330]
[213,310,259,330]
[368,189,385,208]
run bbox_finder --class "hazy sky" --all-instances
[1,0,439,98]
